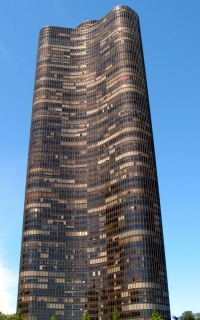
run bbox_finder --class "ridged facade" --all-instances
[18,6,170,320]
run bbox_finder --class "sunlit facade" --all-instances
[18,6,170,320]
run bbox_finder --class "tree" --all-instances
[150,310,163,320]
[51,316,56,320]
[0,310,24,320]
[13,310,23,320]
[0,313,8,320]
[0,311,24,320]
[172,312,200,320]
[113,308,121,320]
[180,312,195,320]
[83,311,90,320]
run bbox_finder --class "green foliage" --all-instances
[180,312,195,320]
[150,310,163,320]
[0,310,24,320]
[83,311,90,320]
[51,316,56,320]
[173,311,200,320]
[13,310,23,320]
[0,313,9,320]
[113,308,121,320]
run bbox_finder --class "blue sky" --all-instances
[0,0,200,316]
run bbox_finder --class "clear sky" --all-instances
[0,0,200,317]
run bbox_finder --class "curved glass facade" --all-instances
[18,6,170,320]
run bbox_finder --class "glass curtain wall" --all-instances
[18,6,170,320]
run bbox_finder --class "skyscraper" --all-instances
[18,5,170,320]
